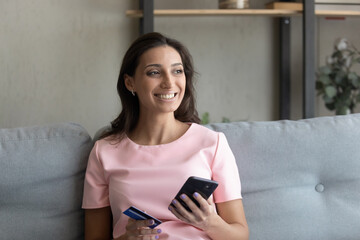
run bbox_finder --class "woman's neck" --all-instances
[128,113,190,146]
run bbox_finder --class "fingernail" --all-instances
[168,206,172,211]
[157,229,162,233]
[180,194,186,200]
[194,192,199,198]
[148,219,155,225]
[172,199,177,204]
[155,235,159,239]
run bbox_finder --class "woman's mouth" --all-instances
[155,93,177,100]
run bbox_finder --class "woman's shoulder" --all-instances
[93,135,125,151]
[189,123,221,141]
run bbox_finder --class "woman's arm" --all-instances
[206,199,249,240]
[85,207,112,240]
[169,194,249,240]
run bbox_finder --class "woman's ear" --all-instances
[124,74,135,92]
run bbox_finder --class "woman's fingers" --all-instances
[126,218,151,230]
[193,192,213,213]
[125,218,161,239]
[169,192,217,231]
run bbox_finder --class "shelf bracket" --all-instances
[303,0,315,118]
[279,17,291,120]
[279,0,295,120]
[139,0,154,35]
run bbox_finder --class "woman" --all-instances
[82,32,249,240]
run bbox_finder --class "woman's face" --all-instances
[125,45,186,117]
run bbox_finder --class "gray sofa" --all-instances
[1,114,360,239]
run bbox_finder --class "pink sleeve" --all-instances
[82,141,110,209]
[212,132,242,203]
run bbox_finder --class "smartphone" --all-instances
[123,206,162,229]
[173,176,218,212]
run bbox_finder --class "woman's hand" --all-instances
[116,218,161,240]
[168,192,219,231]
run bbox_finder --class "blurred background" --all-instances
[1,0,359,136]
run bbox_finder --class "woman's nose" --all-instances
[160,73,173,88]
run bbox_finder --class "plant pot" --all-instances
[336,107,352,115]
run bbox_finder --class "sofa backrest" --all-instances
[207,114,360,240]
[0,123,93,240]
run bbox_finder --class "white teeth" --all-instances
[158,93,175,99]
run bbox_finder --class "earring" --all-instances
[131,90,135,96]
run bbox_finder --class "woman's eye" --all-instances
[174,69,184,74]
[147,70,160,76]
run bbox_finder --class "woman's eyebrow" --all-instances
[171,63,183,67]
[144,64,161,69]
[144,63,183,69]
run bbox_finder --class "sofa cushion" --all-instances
[0,123,93,240]
[207,114,360,240]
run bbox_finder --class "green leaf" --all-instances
[356,57,360,63]
[325,102,335,111]
[348,72,360,88]
[222,117,230,123]
[319,66,332,75]
[323,95,334,104]
[325,86,337,98]
[201,112,210,125]
[352,78,360,88]
[341,88,352,100]
[348,72,358,80]
[335,70,346,84]
[318,75,331,85]
[357,94,360,102]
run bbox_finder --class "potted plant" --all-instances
[316,38,360,115]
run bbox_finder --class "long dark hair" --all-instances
[100,32,200,140]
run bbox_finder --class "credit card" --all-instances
[123,206,162,229]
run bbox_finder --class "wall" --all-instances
[0,0,137,136]
[1,0,359,136]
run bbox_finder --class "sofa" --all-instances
[1,114,359,239]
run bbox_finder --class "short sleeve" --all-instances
[82,141,110,209]
[212,132,242,203]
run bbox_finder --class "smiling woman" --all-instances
[124,45,186,117]
[101,32,200,141]
[82,32,249,240]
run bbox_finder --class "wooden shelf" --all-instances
[126,9,301,17]
[126,9,360,18]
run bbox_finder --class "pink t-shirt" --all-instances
[82,123,242,239]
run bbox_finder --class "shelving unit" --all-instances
[127,0,360,120]
[126,9,360,17]
[126,9,302,17]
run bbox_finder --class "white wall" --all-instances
[1,0,359,136]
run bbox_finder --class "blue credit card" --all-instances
[123,206,162,229]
